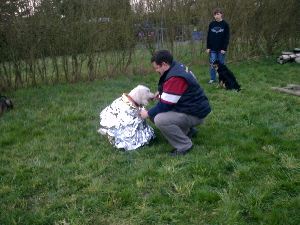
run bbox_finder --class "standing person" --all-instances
[140,50,211,156]
[206,8,230,84]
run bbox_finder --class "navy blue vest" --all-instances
[158,61,211,118]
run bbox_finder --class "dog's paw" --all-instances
[97,128,107,135]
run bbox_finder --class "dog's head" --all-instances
[6,99,14,109]
[128,85,155,106]
[211,59,223,69]
[1,96,14,109]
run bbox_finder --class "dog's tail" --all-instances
[235,85,242,92]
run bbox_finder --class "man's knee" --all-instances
[153,113,169,128]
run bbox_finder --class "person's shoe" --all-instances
[187,127,198,138]
[208,79,215,84]
[169,145,193,156]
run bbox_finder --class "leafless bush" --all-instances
[0,0,299,90]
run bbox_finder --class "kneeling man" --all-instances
[140,50,211,156]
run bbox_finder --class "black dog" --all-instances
[212,59,242,92]
[0,95,14,116]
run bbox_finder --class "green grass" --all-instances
[1,56,300,224]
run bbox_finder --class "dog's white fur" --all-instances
[128,85,155,106]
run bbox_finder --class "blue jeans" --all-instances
[209,51,226,81]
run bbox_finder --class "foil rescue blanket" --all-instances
[97,94,155,151]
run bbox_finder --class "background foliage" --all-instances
[0,0,299,91]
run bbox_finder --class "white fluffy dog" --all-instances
[97,85,155,151]
[127,85,155,107]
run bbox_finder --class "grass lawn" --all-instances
[1,56,300,224]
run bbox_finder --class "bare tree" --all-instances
[0,0,299,91]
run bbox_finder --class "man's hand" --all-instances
[140,109,149,119]
[154,91,160,100]
[206,49,211,53]
[220,50,226,54]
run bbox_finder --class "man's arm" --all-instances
[222,22,230,51]
[140,77,188,119]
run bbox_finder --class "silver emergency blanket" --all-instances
[97,94,155,151]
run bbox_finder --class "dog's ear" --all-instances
[212,59,219,66]
[136,86,151,106]
[137,88,148,106]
